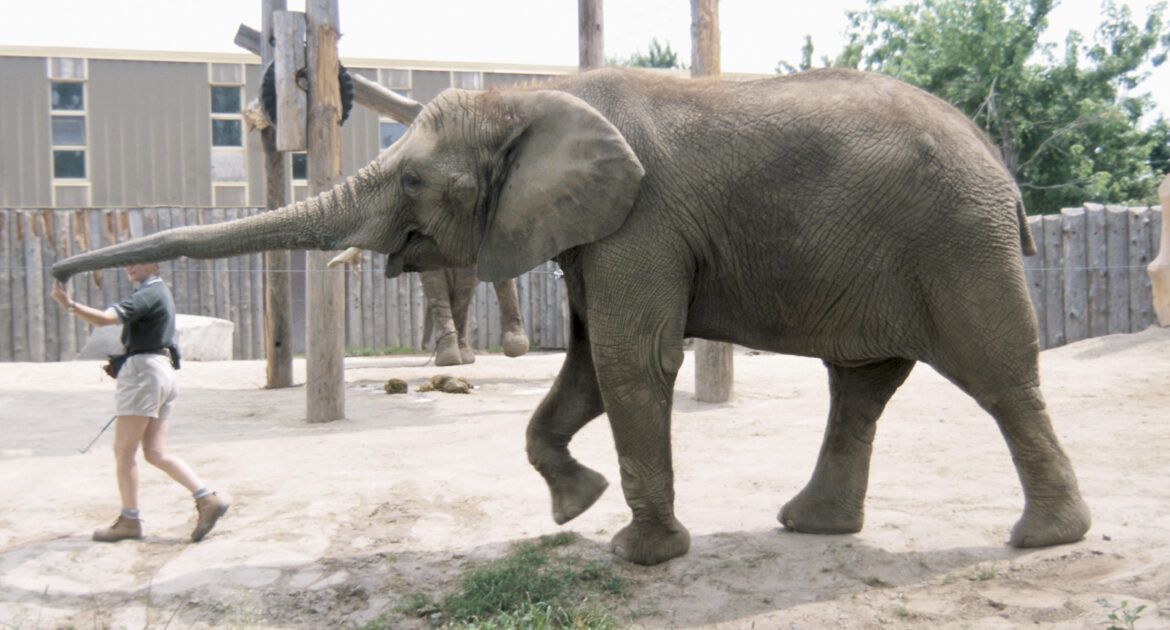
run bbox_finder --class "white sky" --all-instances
[2,0,1168,117]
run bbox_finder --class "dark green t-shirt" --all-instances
[113,277,176,352]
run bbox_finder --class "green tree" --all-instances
[610,38,682,69]
[784,0,1170,214]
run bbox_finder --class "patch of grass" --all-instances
[1097,598,1146,630]
[401,533,629,629]
[345,346,420,357]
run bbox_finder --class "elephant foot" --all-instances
[502,329,530,357]
[458,342,476,365]
[1009,496,1091,548]
[778,490,865,535]
[434,333,463,367]
[547,464,609,524]
[609,517,691,566]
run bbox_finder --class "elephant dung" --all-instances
[417,375,473,394]
[383,378,408,394]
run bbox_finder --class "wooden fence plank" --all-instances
[386,272,399,349]
[1084,204,1109,338]
[360,250,374,350]
[0,212,13,361]
[410,273,424,350]
[228,209,246,359]
[372,256,386,350]
[10,211,29,360]
[23,212,47,362]
[397,272,409,349]
[252,238,265,359]
[1105,206,1131,335]
[53,210,76,360]
[474,281,488,349]
[1042,215,1065,349]
[1061,207,1089,345]
[1129,208,1155,331]
[1024,216,1045,344]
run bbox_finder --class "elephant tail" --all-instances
[1016,198,1037,257]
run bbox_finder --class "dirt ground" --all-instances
[1,327,1169,629]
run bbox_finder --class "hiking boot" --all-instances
[191,492,229,542]
[93,515,143,542]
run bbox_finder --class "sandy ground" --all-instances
[1,327,1169,629]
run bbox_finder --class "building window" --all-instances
[209,81,243,147]
[211,85,241,114]
[48,59,90,203]
[292,152,307,181]
[379,122,406,149]
[51,82,84,110]
[53,150,86,179]
[212,119,243,146]
[209,64,247,205]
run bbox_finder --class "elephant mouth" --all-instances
[382,232,449,278]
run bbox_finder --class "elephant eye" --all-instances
[401,170,424,195]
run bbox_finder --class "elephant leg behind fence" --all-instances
[494,279,530,357]
[419,269,463,366]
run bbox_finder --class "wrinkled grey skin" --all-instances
[52,68,1091,566]
[419,269,528,366]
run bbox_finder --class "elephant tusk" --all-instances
[327,247,364,268]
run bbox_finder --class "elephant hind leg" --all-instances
[780,358,916,535]
[934,352,1090,548]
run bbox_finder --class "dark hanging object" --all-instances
[261,61,354,126]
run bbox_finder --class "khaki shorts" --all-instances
[115,354,178,420]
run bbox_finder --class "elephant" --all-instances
[329,247,530,365]
[418,268,529,366]
[52,67,1092,566]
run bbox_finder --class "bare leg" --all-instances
[780,358,915,534]
[142,418,204,493]
[112,415,152,511]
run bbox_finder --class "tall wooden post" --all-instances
[261,0,294,388]
[691,0,733,403]
[1151,174,1170,326]
[578,0,604,71]
[690,0,721,77]
[305,0,346,422]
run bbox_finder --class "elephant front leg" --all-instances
[449,267,478,364]
[494,279,530,357]
[526,310,609,525]
[419,270,463,366]
[780,358,915,535]
[590,305,691,565]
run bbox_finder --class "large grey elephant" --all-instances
[52,67,1091,566]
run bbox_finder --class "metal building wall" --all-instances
[0,57,52,207]
[88,59,212,207]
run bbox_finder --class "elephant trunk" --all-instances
[51,167,384,282]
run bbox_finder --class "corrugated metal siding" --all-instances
[244,63,266,207]
[484,72,555,89]
[411,70,451,104]
[341,67,383,177]
[0,57,52,207]
[88,59,211,206]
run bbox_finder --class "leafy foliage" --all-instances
[781,0,1170,214]
[611,38,683,69]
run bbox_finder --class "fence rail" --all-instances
[0,205,1162,362]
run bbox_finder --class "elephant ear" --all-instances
[476,90,644,281]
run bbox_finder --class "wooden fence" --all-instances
[1024,204,1163,349]
[0,205,1162,362]
[0,207,568,361]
